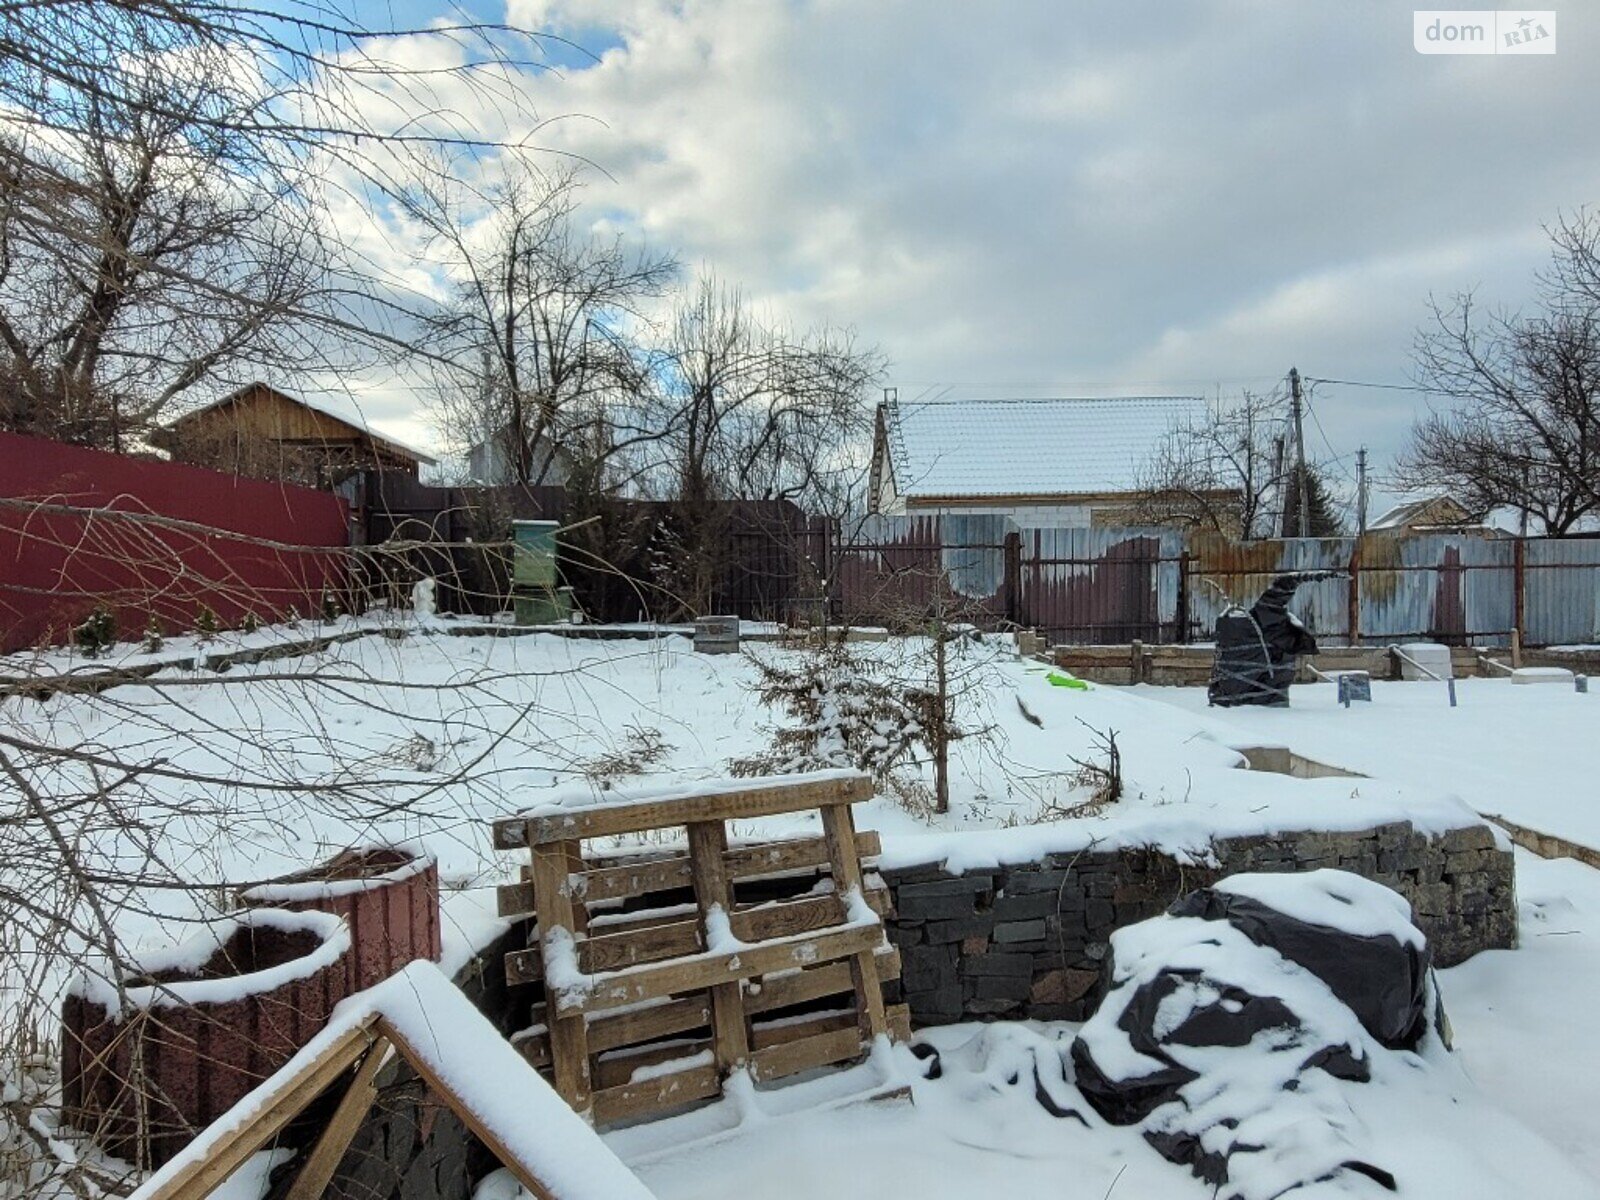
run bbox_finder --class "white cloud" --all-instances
[356,1,1600,468]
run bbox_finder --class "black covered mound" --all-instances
[1068,870,1448,1198]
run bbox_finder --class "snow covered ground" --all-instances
[7,625,1600,1196]
[618,849,1600,1200]
[1142,674,1600,849]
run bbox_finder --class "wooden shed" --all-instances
[157,382,435,487]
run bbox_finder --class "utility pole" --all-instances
[1288,367,1309,538]
[1272,435,1287,537]
[1356,446,1369,534]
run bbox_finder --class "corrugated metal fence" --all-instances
[830,518,1600,648]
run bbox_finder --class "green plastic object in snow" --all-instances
[1047,670,1089,690]
[511,520,570,625]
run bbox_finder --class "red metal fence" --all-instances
[0,432,351,652]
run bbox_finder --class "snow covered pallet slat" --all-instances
[512,949,907,1070]
[492,771,874,847]
[503,884,895,982]
[496,830,884,917]
[497,769,904,1125]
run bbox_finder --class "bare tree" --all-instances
[0,3,560,448]
[1133,390,1286,538]
[647,277,882,617]
[408,163,677,486]
[0,54,325,447]
[1398,275,1600,534]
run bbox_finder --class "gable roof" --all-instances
[168,383,437,466]
[1368,494,1474,531]
[878,396,1206,500]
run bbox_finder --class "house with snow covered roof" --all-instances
[157,381,435,488]
[868,395,1216,526]
[1367,493,1511,537]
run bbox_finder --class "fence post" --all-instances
[1513,537,1526,657]
[1347,537,1362,646]
[1177,550,1191,644]
[1003,530,1022,627]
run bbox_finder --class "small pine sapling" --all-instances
[731,633,926,802]
[194,604,219,641]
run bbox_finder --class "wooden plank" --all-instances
[748,947,901,1015]
[515,951,902,1070]
[552,922,884,1018]
[821,804,891,1044]
[529,838,593,1115]
[494,773,873,847]
[591,998,711,1053]
[593,1006,868,1090]
[687,821,751,1078]
[887,1002,912,1043]
[505,886,893,984]
[591,1063,722,1126]
[136,1022,378,1200]
[749,1010,855,1051]
[594,1040,710,1090]
[499,832,884,917]
[749,1026,866,1084]
[284,1037,391,1200]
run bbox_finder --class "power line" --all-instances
[1300,375,1440,394]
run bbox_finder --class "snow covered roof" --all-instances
[170,382,437,465]
[878,396,1205,499]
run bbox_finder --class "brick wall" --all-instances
[881,821,1515,1026]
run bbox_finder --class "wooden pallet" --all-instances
[492,771,906,1124]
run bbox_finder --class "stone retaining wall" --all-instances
[881,821,1515,1026]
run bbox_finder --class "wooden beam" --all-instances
[528,839,593,1116]
[375,1019,555,1200]
[551,923,884,1018]
[494,774,873,847]
[821,804,890,1044]
[283,1038,391,1200]
[133,1022,379,1200]
[687,821,750,1080]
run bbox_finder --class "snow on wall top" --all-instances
[882,396,1205,499]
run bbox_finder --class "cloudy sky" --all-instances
[360,1,1598,514]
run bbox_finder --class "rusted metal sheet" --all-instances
[1357,533,1514,646]
[1185,534,1354,642]
[1523,538,1600,646]
[834,522,1594,649]
[834,514,1007,623]
[1018,526,1183,644]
